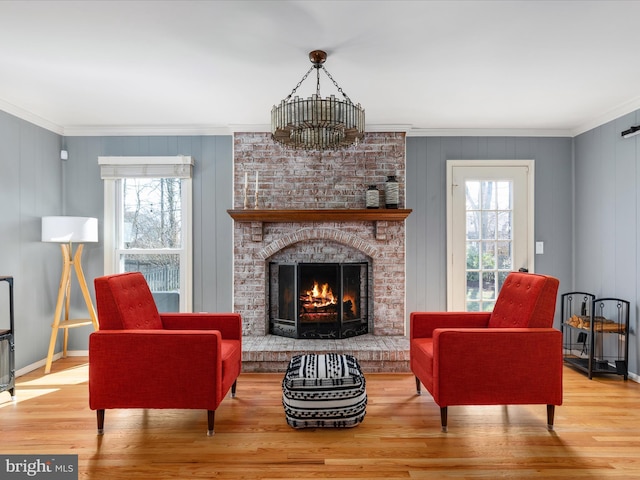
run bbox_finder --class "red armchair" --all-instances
[410,272,561,431]
[89,272,242,436]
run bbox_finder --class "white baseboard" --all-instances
[15,350,89,378]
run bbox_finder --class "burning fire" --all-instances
[301,281,337,308]
[299,281,358,318]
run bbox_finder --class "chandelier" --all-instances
[271,50,365,151]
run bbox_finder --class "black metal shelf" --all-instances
[0,276,15,399]
[561,292,629,380]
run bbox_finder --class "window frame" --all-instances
[99,156,194,312]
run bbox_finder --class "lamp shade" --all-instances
[41,216,98,243]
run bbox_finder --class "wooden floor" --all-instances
[2,358,640,479]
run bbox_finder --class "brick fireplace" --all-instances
[230,132,410,372]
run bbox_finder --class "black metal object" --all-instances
[621,125,640,138]
[269,262,368,339]
[0,276,15,399]
[561,292,629,380]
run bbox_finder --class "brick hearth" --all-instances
[242,334,410,373]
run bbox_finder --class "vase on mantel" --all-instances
[366,185,380,209]
[384,175,399,209]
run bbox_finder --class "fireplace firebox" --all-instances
[269,262,369,339]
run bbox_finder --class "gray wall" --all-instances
[64,135,235,320]
[5,108,637,378]
[0,111,64,369]
[405,137,574,324]
[0,126,236,370]
[574,108,640,375]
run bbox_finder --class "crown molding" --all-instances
[1,104,637,139]
[61,124,573,137]
[405,128,572,137]
[62,124,233,136]
[228,124,270,133]
[0,100,64,135]
[571,95,640,137]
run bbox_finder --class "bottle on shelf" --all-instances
[365,185,379,209]
[384,175,399,209]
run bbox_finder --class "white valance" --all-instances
[98,155,194,179]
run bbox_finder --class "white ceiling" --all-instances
[1,0,639,137]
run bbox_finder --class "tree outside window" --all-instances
[121,178,183,310]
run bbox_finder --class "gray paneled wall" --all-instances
[405,136,574,328]
[6,106,631,375]
[2,130,237,370]
[574,109,640,376]
[64,136,235,321]
[0,111,63,370]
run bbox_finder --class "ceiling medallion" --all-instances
[271,50,365,151]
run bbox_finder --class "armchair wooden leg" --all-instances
[415,376,421,395]
[97,409,105,435]
[207,410,215,436]
[440,407,448,432]
[231,380,237,398]
[547,405,555,431]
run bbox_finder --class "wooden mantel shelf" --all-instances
[227,209,411,242]
[227,208,412,223]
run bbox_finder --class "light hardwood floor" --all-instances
[2,357,640,479]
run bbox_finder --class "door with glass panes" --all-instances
[447,160,534,311]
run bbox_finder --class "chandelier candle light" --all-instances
[271,50,365,151]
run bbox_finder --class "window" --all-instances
[99,156,194,312]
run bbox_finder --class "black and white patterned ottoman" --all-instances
[282,353,367,428]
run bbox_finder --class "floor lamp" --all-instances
[42,216,99,374]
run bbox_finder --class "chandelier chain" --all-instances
[284,66,314,102]
[283,65,354,104]
[320,66,353,104]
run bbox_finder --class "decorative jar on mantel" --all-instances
[366,185,380,209]
[384,175,399,209]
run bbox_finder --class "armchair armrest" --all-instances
[89,329,226,409]
[433,328,563,406]
[410,312,490,339]
[161,313,242,340]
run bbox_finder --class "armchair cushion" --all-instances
[94,271,162,330]
[488,273,559,328]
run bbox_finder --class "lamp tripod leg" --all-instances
[74,246,99,330]
[45,246,72,374]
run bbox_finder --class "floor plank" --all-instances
[1,358,640,479]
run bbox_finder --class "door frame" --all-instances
[446,159,535,311]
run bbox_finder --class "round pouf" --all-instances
[282,353,367,428]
